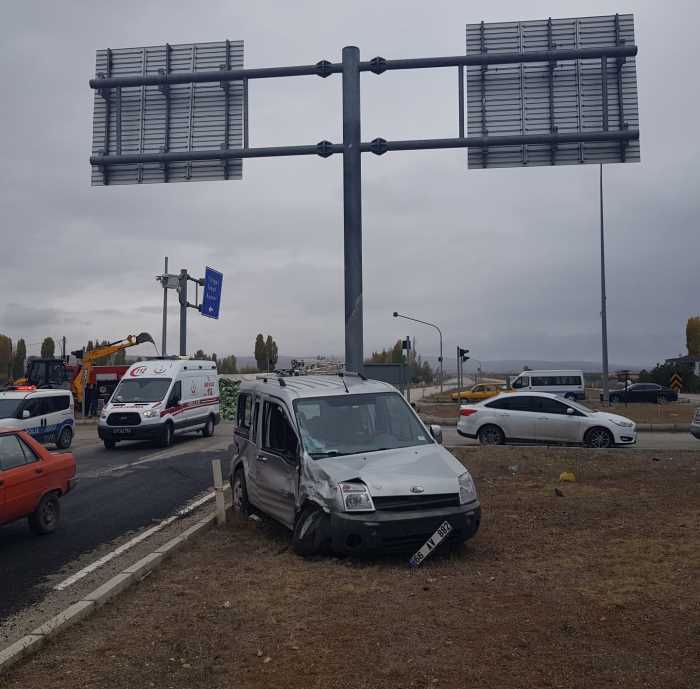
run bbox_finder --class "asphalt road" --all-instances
[0,422,233,624]
[443,427,700,450]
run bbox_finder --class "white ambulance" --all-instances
[98,358,220,449]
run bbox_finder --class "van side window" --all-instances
[168,382,182,407]
[262,402,297,457]
[251,401,260,443]
[48,396,70,413]
[236,394,252,437]
[512,377,529,389]
[24,398,49,418]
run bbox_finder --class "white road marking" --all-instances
[53,491,215,591]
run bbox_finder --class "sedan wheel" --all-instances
[478,424,505,445]
[585,427,614,449]
[29,493,60,535]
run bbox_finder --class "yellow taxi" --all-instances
[451,383,504,402]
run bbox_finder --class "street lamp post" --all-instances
[393,311,444,393]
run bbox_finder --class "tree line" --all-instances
[366,340,435,384]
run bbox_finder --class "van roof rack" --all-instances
[338,370,367,381]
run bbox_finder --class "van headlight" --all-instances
[338,482,375,512]
[143,409,160,418]
[100,409,108,420]
[458,472,477,504]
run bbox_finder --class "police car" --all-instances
[0,387,75,449]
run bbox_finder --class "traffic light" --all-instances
[458,347,469,362]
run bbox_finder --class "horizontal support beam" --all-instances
[89,45,638,90]
[90,129,639,167]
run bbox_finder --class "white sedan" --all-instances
[457,392,637,448]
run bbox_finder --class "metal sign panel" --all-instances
[201,266,223,319]
[91,41,244,185]
[466,15,639,168]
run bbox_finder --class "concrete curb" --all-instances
[0,512,216,676]
[419,415,691,432]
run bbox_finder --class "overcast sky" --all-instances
[1,0,697,368]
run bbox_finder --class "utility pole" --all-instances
[178,268,188,357]
[342,46,363,373]
[600,164,610,404]
[162,256,168,356]
[61,336,66,360]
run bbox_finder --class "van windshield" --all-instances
[112,378,172,403]
[0,399,21,419]
[294,392,432,459]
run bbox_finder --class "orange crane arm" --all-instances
[72,332,155,404]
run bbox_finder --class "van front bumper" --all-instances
[98,424,163,441]
[329,502,481,554]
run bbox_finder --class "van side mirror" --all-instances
[429,424,443,445]
[566,407,575,415]
[169,393,181,407]
[22,410,30,419]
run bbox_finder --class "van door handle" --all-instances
[35,468,44,474]
[257,455,267,462]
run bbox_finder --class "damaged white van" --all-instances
[230,374,481,556]
[98,358,220,449]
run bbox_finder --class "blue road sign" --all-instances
[201,267,223,320]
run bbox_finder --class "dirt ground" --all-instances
[5,447,700,689]
[417,399,695,425]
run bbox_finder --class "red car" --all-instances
[0,429,76,534]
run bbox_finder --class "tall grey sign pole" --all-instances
[342,46,363,373]
[600,165,610,404]
[178,268,188,357]
[161,256,168,356]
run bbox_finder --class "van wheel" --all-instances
[159,423,174,448]
[231,468,251,518]
[202,416,215,438]
[56,426,73,450]
[292,504,330,557]
[478,424,505,445]
[29,493,60,535]
[103,439,116,450]
[584,427,614,449]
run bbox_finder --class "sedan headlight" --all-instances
[611,419,634,428]
[458,472,477,504]
[143,408,160,418]
[338,482,375,512]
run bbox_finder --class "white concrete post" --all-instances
[212,459,226,526]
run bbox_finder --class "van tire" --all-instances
[231,468,251,518]
[56,426,73,450]
[202,416,215,438]
[292,504,330,557]
[159,423,174,448]
[478,424,505,445]
[103,439,116,450]
[29,493,60,535]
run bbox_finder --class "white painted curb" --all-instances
[0,512,216,676]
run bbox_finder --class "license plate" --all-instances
[409,520,453,567]
[112,427,133,435]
